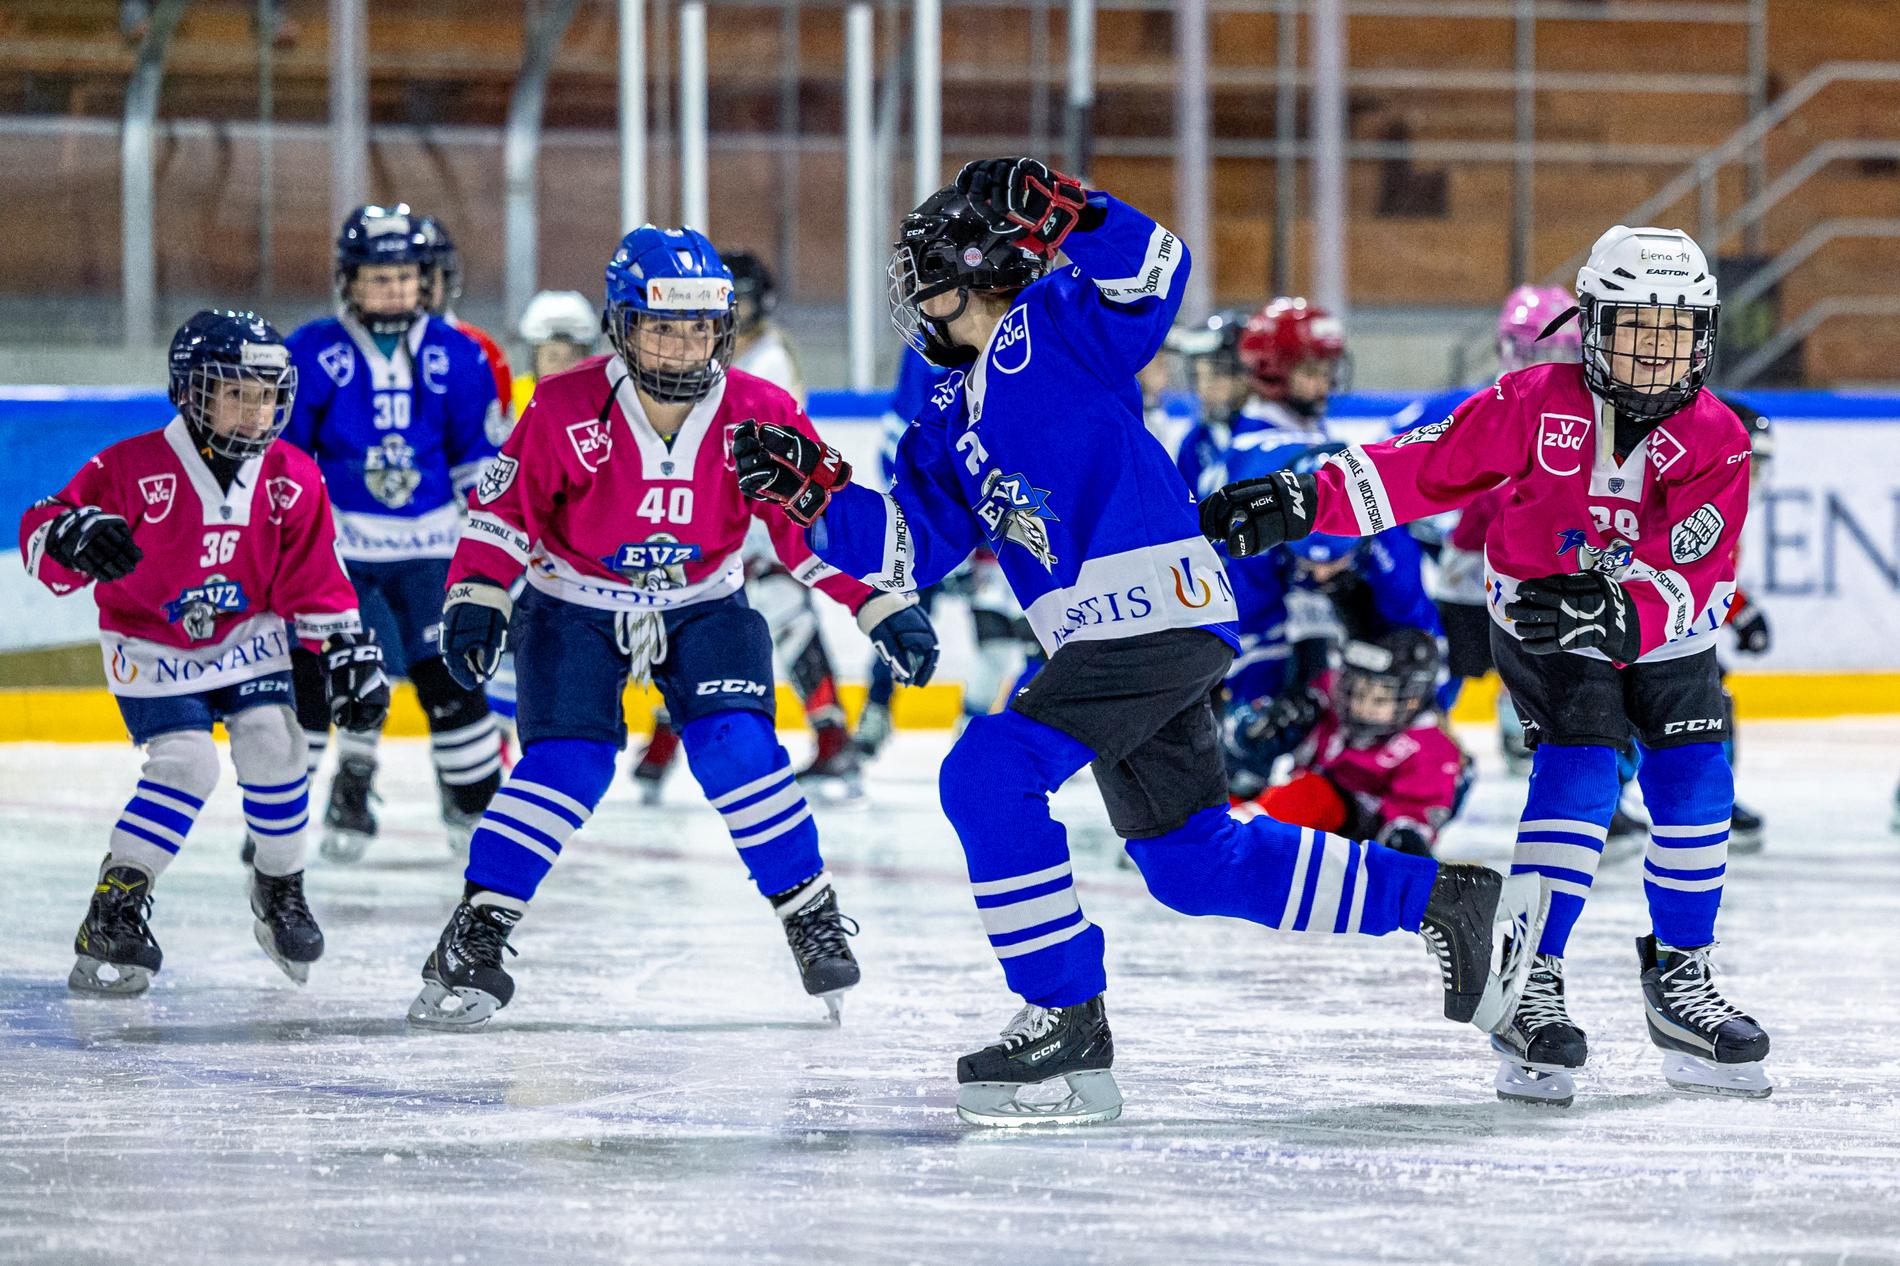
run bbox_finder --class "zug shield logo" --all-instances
[976,470,1059,571]
[138,474,176,525]
[603,534,700,591]
[163,575,249,642]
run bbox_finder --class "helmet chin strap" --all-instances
[916,288,979,367]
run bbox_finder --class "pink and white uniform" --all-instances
[1311,362,1750,663]
[19,418,361,696]
[452,355,878,618]
[1296,681,1464,844]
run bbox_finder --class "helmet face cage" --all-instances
[1334,660,1434,743]
[183,361,297,460]
[606,305,735,405]
[1581,296,1719,422]
[888,242,976,366]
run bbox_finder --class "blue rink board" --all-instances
[3,386,1895,531]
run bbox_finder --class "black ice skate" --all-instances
[437,778,482,857]
[408,895,522,1029]
[1637,935,1772,1098]
[1418,862,1550,1033]
[1728,801,1766,855]
[956,996,1121,1127]
[70,857,163,996]
[772,876,860,1022]
[319,756,378,864]
[1491,951,1588,1107]
[250,868,324,985]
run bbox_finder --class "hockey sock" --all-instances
[682,710,823,898]
[463,738,615,903]
[413,656,504,813]
[788,635,847,731]
[109,729,218,877]
[1510,743,1620,956]
[939,711,1104,1008]
[1635,741,1732,947]
[335,727,379,765]
[229,704,314,876]
[1126,807,1436,935]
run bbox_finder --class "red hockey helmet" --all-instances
[1237,297,1349,403]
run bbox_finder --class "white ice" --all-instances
[3,720,1899,1266]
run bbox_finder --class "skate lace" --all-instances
[100,883,154,942]
[785,900,859,968]
[1660,946,1743,1029]
[1516,958,1571,1031]
[1418,924,1454,989]
[461,909,520,968]
[265,877,316,930]
[996,1004,1060,1051]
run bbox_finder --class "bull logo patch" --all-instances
[475,455,519,506]
[976,470,1058,572]
[163,575,249,642]
[363,434,422,509]
[1557,527,1633,580]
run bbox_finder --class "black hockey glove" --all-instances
[955,157,1088,258]
[1730,603,1771,655]
[858,593,939,687]
[1221,687,1324,775]
[1378,820,1434,859]
[1199,470,1319,558]
[441,579,513,691]
[45,505,142,582]
[323,630,391,733]
[732,420,852,528]
[1505,572,1643,663]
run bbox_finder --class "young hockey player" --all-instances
[20,310,389,992]
[407,226,937,1030]
[285,203,505,861]
[735,156,1548,1126]
[512,289,599,416]
[1232,628,1462,858]
[416,214,515,419]
[1205,225,1772,1106]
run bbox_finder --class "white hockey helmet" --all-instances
[518,289,600,348]
[1575,225,1720,422]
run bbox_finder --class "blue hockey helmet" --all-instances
[413,214,462,311]
[167,309,297,461]
[335,203,427,334]
[603,225,736,403]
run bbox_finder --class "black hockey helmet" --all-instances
[167,309,297,461]
[889,184,1050,367]
[413,214,462,312]
[723,250,778,336]
[1333,626,1440,744]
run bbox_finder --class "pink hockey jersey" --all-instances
[1296,676,1464,844]
[1310,363,1751,663]
[451,355,877,617]
[20,418,362,697]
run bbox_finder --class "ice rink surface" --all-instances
[3,719,1898,1266]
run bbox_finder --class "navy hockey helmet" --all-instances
[603,225,736,404]
[167,309,297,461]
[1334,626,1440,744]
[889,184,1050,368]
[335,203,428,336]
[723,250,778,337]
[413,214,463,312]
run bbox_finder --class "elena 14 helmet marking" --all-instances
[1575,224,1720,423]
[604,225,736,405]
[888,184,1051,367]
[335,203,429,337]
[168,309,298,461]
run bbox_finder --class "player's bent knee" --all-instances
[518,737,618,810]
[144,728,222,803]
[1638,740,1731,799]
[680,709,780,793]
[226,704,306,785]
[1124,836,1226,918]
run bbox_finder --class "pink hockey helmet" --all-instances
[1497,284,1581,372]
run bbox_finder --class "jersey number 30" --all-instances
[373,392,412,431]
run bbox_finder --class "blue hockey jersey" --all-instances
[284,313,502,562]
[810,192,1238,656]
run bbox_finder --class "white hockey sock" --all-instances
[109,730,219,878]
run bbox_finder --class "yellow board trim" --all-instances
[1445,671,1900,723]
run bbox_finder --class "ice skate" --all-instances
[319,756,378,863]
[773,876,860,1022]
[1728,801,1765,855]
[1490,951,1587,1107]
[630,722,681,806]
[1418,862,1550,1033]
[956,996,1122,1127]
[408,896,522,1029]
[796,726,865,804]
[437,780,480,857]
[853,700,892,760]
[239,834,257,866]
[250,868,324,985]
[1637,935,1772,1098]
[69,857,162,996]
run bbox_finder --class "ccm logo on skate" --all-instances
[695,679,770,697]
[1661,718,1723,735]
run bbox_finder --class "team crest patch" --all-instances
[364,434,422,509]
[1648,426,1686,476]
[422,345,451,394]
[1671,503,1725,564]
[318,342,354,388]
[976,470,1058,571]
[1557,527,1633,579]
[991,307,1032,375]
[483,400,511,447]
[1393,417,1453,447]
[163,576,249,642]
[265,476,303,519]
[567,418,613,472]
[1537,412,1589,477]
[475,455,519,506]
[603,535,700,591]
[138,474,176,525]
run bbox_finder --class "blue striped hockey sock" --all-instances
[1510,743,1620,956]
[463,738,615,903]
[682,711,823,898]
[110,778,206,878]
[241,775,311,877]
[1636,741,1732,948]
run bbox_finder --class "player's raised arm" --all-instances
[20,456,141,594]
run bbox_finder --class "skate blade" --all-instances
[801,776,867,808]
[821,991,845,1026]
[319,827,373,865]
[406,979,502,1030]
[67,956,153,996]
[1661,1052,1773,1099]
[1727,830,1765,856]
[955,1070,1123,1128]
[1494,1056,1575,1107]
[252,919,313,986]
[1470,875,1553,1035]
